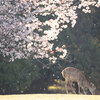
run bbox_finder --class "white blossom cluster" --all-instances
[0,0,100,62]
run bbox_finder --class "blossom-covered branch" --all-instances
[0,0,100,62]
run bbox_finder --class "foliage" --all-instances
[0,59,40,94]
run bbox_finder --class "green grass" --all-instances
[48,85,65,90]
[0,94,100,100]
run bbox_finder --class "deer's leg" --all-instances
[70,81,76,94]
[78,83,81,94]
[65,80,68,94]
[81,87,87,95]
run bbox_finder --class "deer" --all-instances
[61,67,96,95]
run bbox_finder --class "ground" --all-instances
[0,94,100,100]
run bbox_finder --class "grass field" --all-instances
[0,94,100,100]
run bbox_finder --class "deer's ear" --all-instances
[90,82,93,86]
[91,83,96,88]
[92,83,95,87]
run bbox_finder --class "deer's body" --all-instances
[61,67,96,95]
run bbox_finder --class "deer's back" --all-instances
[62,67,87,82]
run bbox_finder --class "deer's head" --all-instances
[89,82,96,95]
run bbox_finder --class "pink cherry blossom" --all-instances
[0,0,100,62]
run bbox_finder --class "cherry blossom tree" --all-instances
[0,0,100,62]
